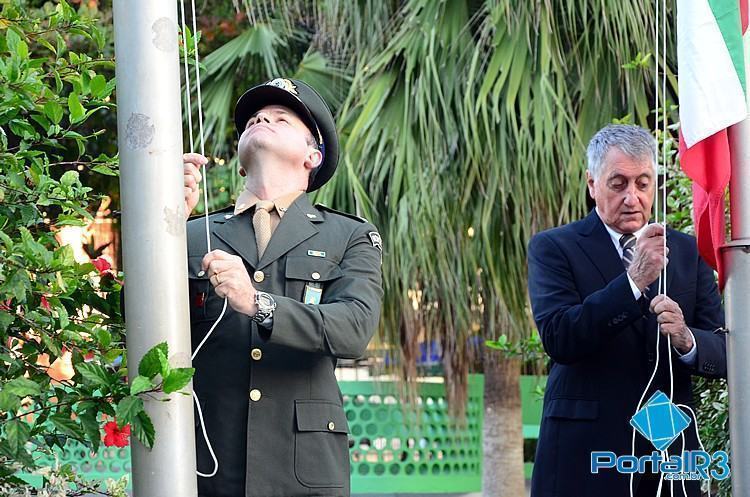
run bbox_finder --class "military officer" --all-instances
[182,78,383,497]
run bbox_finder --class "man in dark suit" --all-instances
[182,79,383,497]
[527,124,726,497]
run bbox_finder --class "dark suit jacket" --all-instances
[527,210,725,497]
[187,194,383,497]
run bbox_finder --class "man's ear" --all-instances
[586,170,596,198]
[304,148,323,172]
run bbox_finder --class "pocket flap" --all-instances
[295,400,348,434]
[286,256,342,282]
[544,398,599,420]
[188,256,207,279]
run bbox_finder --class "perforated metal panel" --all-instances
[341,374,484,493]
[17,376,485,494]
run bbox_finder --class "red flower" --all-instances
[103,420,131,447]
[0,299,12,311]
[92,257,111,275]
[40,295,51,312]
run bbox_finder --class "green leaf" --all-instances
[76,362,111,387]
[0,391,21,412]
[5,420,30,454]
[96,328,112,347]
[2,377,41,397]
[50,414,83,440]
[132,410,155,449]
[60,170,79,187]
[5,28,21,52]
[16,40,28,61]
[115,396,144,428]
[67,92,85,123]
[44,100,64,125]
[90,74,106,98]
[162,367,194,394]
[158,348,170,379]
[138,342,168,380]
[91,164,118,176]
[129,375,152,396]
[77,408,101,453]
[0,311,14,332]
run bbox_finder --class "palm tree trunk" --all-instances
[482,353,525,497]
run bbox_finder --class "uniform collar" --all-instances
[234,188,304,216]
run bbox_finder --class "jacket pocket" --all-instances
[294,400,349,488]
[544,398,599,420]
[188,255,224,321]
[285,256,343,303]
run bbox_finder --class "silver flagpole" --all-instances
[723,11,750,495]
[113,2,197,496]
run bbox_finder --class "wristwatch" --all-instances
[252,291,276,323]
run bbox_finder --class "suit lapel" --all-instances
[212,209,259,268]
[256,194,320,270]
[575,210,625,285]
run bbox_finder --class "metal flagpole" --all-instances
[113,2,197,496]
[723,7,750,493]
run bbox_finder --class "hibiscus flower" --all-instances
[103,420,131,447]
[91,257,111,275]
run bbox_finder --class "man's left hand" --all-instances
[202,250,257,317]
[649,294,694,354]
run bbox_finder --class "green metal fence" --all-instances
[343,374,484,493]
[18,374,547,493]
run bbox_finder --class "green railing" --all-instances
[343,374,484,493]
[18,374,547,493]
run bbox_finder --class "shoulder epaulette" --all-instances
[315,204,368,224]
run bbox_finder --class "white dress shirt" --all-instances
[595,209,697,364]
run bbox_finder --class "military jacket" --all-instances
[186,194,383,497]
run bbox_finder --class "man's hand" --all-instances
[627,223,669,291]
[649,294,694,354]
[184,153,207,220]
[202,250,257,317]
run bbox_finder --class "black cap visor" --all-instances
[234,86,322,147]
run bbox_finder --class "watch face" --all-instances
[257,293,274,308]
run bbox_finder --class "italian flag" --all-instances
[678,0,748,287]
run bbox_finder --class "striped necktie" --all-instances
[619,233,637,269]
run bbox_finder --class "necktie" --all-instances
[253,200,275,259]
[620,233,637,269]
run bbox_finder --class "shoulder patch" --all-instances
[315,204,368,223]
[369,231,382,252]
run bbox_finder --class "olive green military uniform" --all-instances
[187,193,382,497]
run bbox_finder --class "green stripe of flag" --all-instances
[708,0,746,93]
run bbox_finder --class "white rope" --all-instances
[179,0,227,478]
[630,1,681,495]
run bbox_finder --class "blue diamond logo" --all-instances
[630,390,691,451]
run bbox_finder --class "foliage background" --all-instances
[0,0,734,495]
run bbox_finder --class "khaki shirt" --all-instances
[234,188,303,235]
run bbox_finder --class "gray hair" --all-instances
[586,124,657,179]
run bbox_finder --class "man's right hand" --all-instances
[184,153,207,219]
[627,223,669,291]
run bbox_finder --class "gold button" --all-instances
[251,348,262,361]
[311,272,321,280]
[327,421,335,431]
[249,389,261,401]
[253,271,265,283]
